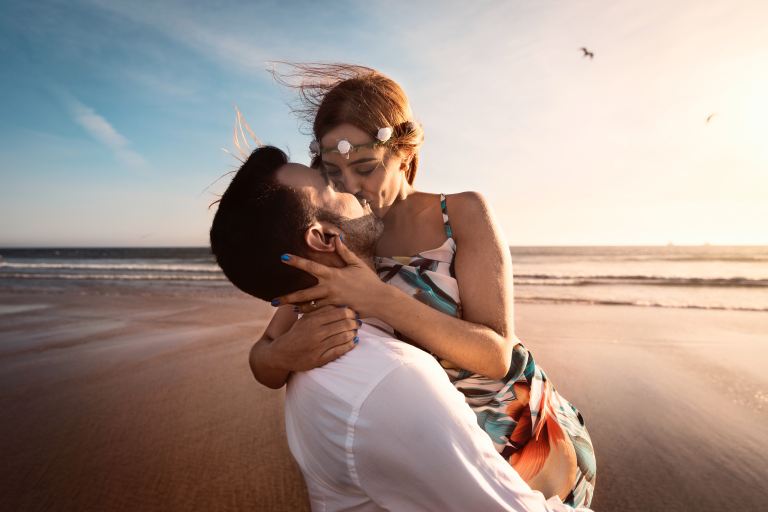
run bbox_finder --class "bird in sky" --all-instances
[580,47,594,59]
[705,113,717,123]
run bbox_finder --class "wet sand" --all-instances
[1,287,767,511]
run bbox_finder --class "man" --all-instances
[210,146,591,512]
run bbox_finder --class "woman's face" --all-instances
[319,123,408,218]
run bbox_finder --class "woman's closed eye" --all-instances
[323,166,376,177]
[323,166,377,184]
[353,166,377,176]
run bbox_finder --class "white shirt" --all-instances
[285,322,592,512]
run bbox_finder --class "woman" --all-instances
[251,64,595,507]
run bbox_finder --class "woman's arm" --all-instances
[249,306,298,389]
[250,305,361,389]
[275,192,516,381]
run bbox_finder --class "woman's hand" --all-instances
[267,305,361,372]
[273,237,387,317]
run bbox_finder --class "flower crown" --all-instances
[309,121,416,159]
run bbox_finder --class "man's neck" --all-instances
[314,252,375,271]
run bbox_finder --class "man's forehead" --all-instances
[276,163,325,196]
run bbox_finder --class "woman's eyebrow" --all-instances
[348,157,378,165]
[322,157,377,167]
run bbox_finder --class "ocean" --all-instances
[1,246,767,312]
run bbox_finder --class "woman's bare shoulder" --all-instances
[408,190,443,203]
[444,192,497,242]
[444,191,492,218]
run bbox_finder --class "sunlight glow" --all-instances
[720,60,768,165]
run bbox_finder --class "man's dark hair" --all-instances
[210,146,319,301]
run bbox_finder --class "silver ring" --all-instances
[310,300,318,308]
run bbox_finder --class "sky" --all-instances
[0,0,766,247]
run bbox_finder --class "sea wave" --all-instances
[514,274,768,288]
[516,296,768,312]
[514,255,768,263]
[0,261,220,272]
[3,267,766,288]
[0,272,225,281]
[508,247,768,263]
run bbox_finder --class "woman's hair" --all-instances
[272,63,424,184]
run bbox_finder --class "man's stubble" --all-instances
[338,213,385,264]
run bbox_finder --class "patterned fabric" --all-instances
[374,193,596,508]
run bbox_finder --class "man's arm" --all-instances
[352,359,590,512]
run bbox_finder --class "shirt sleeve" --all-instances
[351,361,591,512]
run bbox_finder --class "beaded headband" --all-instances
[309,121,416,159]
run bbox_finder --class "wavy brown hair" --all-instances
[271,63,424,184]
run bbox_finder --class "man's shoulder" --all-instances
[288,326,440,408]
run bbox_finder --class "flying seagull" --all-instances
[580,47,594,59]
[705,113,717,123]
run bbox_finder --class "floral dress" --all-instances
[374,194,596,508]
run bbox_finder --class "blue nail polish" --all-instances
[271,299,280,306]
[280,254,290,261]
[339,233,344,243]
[356,319,362,326]
[353,336,359,344]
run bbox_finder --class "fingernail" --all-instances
[353,336,359,345]
[280,254,290,262]
[355,312,360,320]
[339,233,344,243]
[271,299,280,306]
[356,319,362,326]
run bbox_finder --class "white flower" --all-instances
[376,127,393,143]
[309,140,320,155]
[337,139,352,156]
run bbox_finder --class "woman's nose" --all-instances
[340,175,361,195]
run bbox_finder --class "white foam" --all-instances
[0,304,51,315]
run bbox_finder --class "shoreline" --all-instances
[1,288,767,511]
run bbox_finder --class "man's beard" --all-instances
[317,209,384,261]
[338,213,384,260]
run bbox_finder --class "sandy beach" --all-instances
[1,285,767,511]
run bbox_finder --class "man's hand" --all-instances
[272,236,387,317]
[268,305,361,372]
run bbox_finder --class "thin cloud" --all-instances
[66,97,146,168]
[84,0,272,77]
[123,69,201,100]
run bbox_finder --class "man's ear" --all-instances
[304,221,340,253]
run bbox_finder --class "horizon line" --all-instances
[2,243,768,250]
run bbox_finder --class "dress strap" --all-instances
[440,193,454,239]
